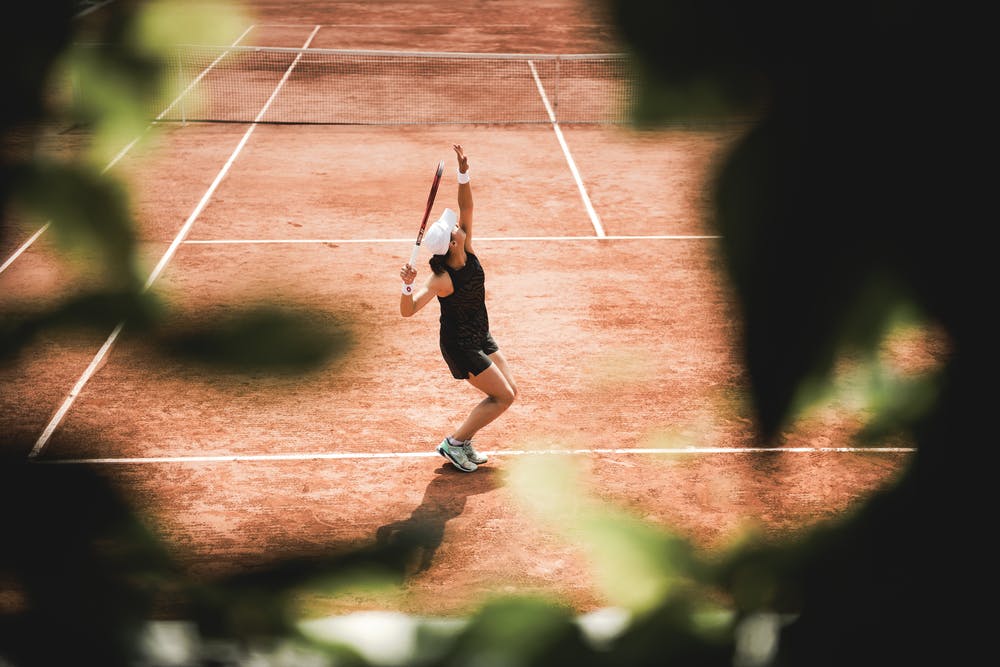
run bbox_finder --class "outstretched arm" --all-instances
[454,144,474,254]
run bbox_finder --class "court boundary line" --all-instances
[0,224,51,274]
[28,26,321,460]
[182,234,721,245]
[259,23,613,28]
[527,60,606,237]
[33,447,916,465]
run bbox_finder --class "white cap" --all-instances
[422,208,458,256]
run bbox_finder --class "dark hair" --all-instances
[429,254,448,276]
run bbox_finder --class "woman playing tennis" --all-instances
[399,144,518,472]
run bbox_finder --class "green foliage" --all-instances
[0,461,177,666]
[12,159,141,283]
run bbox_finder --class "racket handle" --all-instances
[408,244,419,267]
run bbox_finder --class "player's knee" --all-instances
[494,387,515,408]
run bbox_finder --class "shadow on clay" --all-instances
[375,464,503,577]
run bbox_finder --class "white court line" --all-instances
[527,59,606,238]
[74,1,115,19]
[260,23,607,28]
[28,26,322,460]
[0,25,256,277]
[0,224,51,274]
[34,446,917,465]
[182,234,721,245]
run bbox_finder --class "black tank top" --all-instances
[438,253,490,348]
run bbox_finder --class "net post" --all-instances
[177,53,186,126]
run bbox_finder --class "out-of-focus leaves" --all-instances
[507,454,707,615]
[0,456,182,667]
[578,512,702,612]
[851,369,939,445]
[603,0,955,439]
[710,462,938,666]
[605,0,777,126]
[10,160,142,287]
[442,597,590,667]
[155,305,355,375]
[182,537,430,643]
[598,1,977,665]
[53,40,163,164]
[134,0,253,51]
[607,598,735,667]
[52,0,252,166]
[715,119,947,438]
[0,0,76,129]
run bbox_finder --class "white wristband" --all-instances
[457,169,470,184]
[401,283,414,296]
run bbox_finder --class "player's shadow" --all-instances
[375,464,502,577]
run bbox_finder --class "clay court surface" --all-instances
[0,2,936,618]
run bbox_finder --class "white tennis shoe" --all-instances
[461,439,487,464]
[437,438,477,472]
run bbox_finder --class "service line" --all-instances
[35,447,916,465]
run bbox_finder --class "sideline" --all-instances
[28,26,322,459]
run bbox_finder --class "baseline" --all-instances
[36,446,916,465]
[182,235,721,245]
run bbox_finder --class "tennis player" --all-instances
[399,144,518,472]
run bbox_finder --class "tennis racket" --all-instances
[408,159,445,267]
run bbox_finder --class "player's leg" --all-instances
[436,344,514,471]
[466,346,520,464]
[487,349,518,400]
[451,350,519,466]
[452,363,515,442]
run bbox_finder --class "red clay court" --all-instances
[0,1,939,620]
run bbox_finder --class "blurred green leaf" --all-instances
[135,0,253,51]
[10,160,142,288]
[55,41,160,162]
[507,453,706,615]
[0,457,182,667]
[0,0,75,129]
[155,305,355,375]
[445,597,589,667]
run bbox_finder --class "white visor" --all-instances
[422,208,458,256]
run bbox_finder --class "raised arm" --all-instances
[454,144,474,254]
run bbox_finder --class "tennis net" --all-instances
[132,45,637,125]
